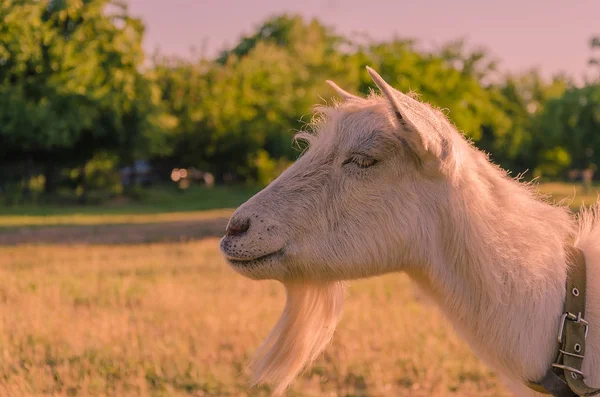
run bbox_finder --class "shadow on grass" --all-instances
[0,184,259,216]
[0,184,254,242]
[0,217,229,245]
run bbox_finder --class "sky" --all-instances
[128,0,599,82]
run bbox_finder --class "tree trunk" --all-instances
[77,165,87,204]
[21,157,33,201]
[43,162,57,195]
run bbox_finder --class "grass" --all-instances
[0,209,234,228]
[0,185,259,217]
[0,240,510,397]
[0,182,597,228]
[536,182,599,209]
[0,185,257,228]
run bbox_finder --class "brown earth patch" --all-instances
[0,217,229,245]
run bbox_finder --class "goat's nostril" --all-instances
[226,218,251,237]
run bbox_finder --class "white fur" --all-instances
[220,67,600,396]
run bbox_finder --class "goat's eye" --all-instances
[342,154,378,169]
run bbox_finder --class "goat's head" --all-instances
[221,67,462,282]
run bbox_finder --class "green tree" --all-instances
[155,15,355,183]
[352,40,522,169]
[588,36,600,82]
[0,0,164,196]
[3,9,594,202]
[535,84,600,177]
[493,71,569,174]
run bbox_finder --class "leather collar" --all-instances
[526,246,600,396]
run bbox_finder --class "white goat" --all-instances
[220,67,600,396]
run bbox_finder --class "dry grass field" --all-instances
[537,182,600,209]
[0,240,508,397]
[0,182,598,397]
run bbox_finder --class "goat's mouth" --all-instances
[225,249,285,268]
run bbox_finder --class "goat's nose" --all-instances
[226,217,250,237]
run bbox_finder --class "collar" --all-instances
[526,246,600,396]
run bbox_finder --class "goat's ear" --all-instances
[366,66,447,160]
[326,80,360,101]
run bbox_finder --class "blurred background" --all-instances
[0,1,599,396]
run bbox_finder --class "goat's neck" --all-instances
[408,158,575,382]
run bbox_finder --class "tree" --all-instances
[155,15,355,182]
[351,40,524,170]
[492,71,569,174]
[2,10,596,202]
[588,36,600,82]
[0,0,164,196]
[535,84,600,177]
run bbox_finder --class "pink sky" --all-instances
[128,0,599,82]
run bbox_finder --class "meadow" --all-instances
[0,182,598,397]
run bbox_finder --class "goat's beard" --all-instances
[249,281,347,396]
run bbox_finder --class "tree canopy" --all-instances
[0,7,598,202]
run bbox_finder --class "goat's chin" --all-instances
[249,281,347,395]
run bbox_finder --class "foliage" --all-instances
[536,84,600,176]
[589,36,600,82]
[0,0,167,195]
[154,15,352,182]
[0,9,598,202]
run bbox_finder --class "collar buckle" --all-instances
[558,312,589,344]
